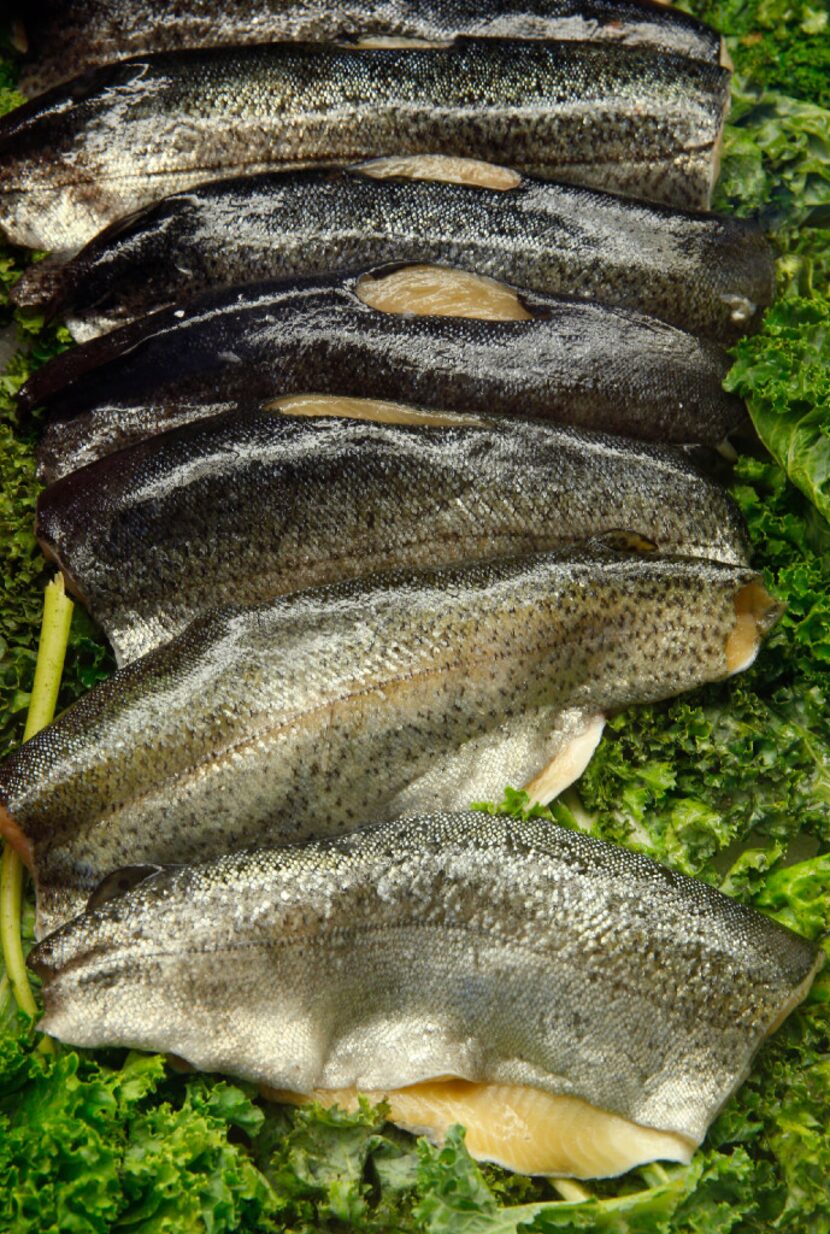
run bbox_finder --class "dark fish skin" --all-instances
[21,270,746,483]
[0,39,731,253]
[13,166,774,344]
[0,547,778,936]
[17,0,724,97]
[36,407,751,665]
[29,815,819,1157]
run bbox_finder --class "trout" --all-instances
[12,158,773,344]
[0,545,780,936]
[16,0,726,97]
[0,38,731,253]
[28,813,820,1178]
[21,266,746,483]
[36,402,751,664]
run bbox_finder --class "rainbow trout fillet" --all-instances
[36,402,751,665]
[0,545,781,938]
[12,158,773,344]
[15,0,726,98]
[0,38,732,254]
[28,813,820,1179]
[21,266,746,484]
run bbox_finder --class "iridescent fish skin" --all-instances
[21,270,745,483]
[0,547,779,936]
[12,166,773,344]
[0,38,731,253]
[29,814,819,1173]
[17,0,724,98]
[36,407,751,665]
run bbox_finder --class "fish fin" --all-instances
[265,392,485,429]
[589,530,659,555]
[9,19,27,53]
[28,864,165,941]
[86,864,166,911]
[765,950,825,1036]
[0,801,33,868]
[354,153,521,192]
[267,1080,695,1179]
[387,706,588,815]
[387,708,604,815]
[523,713,605,805]
[356,264,532,321]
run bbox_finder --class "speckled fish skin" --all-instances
[0,547,775,936]
[36,408,751,665]
[17,0,724,97]
[13,167,773,344]
[29,813,819,1154]
[0,38,731,254]
[22,271,745,484]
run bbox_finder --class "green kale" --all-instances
[0,260,114,760]
[678,0,830,109]
[725,298,830,529]
[0,1035,276,1234]
[714,88,830,235]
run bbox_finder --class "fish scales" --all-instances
[15,166,773,343]
[36,408,751,665]
[17,0,724,97]
[0,38,732,253]
[23,270,745,483]
[29,813,819,1175]
[0,547,779,937]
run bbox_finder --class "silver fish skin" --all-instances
[16,0,725,97]
[36,408,752,665]
[29,813,819,1156]
[13,166,773,344]
[0,39,731,253]
[0,546,778,936]
[22,270,746,484]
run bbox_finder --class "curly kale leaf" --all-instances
[0,1036,276,1234]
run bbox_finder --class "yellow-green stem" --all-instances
[0,846,35,1017]
[23,575,75,743]
[1,575,73,1042]
[552,1178,592,1203]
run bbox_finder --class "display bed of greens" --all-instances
[1,2,830,1230]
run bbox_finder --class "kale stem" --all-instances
[22,575,75,744]
[551,1178,592,1202]
[0,575,73,1043]
[0,846,37,1018]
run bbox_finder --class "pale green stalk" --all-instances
[1,575,73,1038]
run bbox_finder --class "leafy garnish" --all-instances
[0,1036,277,1233]
[726,297,830,527]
